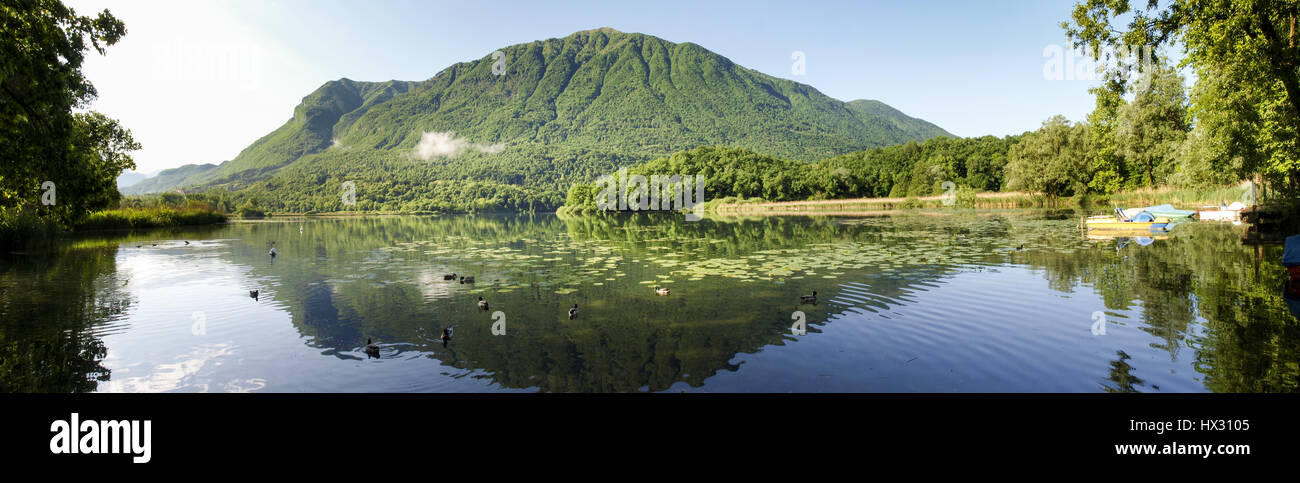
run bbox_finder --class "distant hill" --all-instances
[163,28,952,212]
[121,163,219,195]
[115,171,148,189]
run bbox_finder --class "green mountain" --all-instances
[141,28,951,211]
[198,78,418,185]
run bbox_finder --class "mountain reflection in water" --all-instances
[1,212,1296,393]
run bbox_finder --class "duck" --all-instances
[800,291,817,304]
[268,244,278,258]
[364,338,380,355]
[249,289,259,299]
[443,273,457,281]
[568,304,579,319]
[460,276,475,284]
[477,296,489,310]
[440,328,452,342]
[654,286,671,296]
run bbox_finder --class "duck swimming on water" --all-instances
[800,291,817,304]
[443,273,457,280]
[568,304,579,319]
[477,296,489,310]
[365,338,380,356]
[654,286,670,296]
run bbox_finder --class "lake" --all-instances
[1,211,1296,393]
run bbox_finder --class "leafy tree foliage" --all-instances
[1004,116,1093,197]
[1116,61,1190,189]
[1,0,138,233]
[1064,0,1300,194]
[563,137,1023,211]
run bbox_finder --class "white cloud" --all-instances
[413,131,505,159]
[415,131,470,158]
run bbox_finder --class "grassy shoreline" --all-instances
[2,206,229,253]
[705,186,1252,216]
[259,209,551,218]
[73,207,228,231]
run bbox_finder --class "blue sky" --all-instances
[71,0,1112,174]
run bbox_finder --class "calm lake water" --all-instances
[2,211,1297,393]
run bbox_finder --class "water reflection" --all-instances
[1102,350,1145,393]
[1,212,1297,393]
[0,247,120,392]
[1286,281,1300,319]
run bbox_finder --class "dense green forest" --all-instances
[562,137,1020,213]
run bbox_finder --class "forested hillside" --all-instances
[127,28,952,212]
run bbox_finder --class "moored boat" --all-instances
[1086,208,1171,231]
[1142,203,1197,219]
[1197,201,1247,222]
[1085,217,1170,230]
